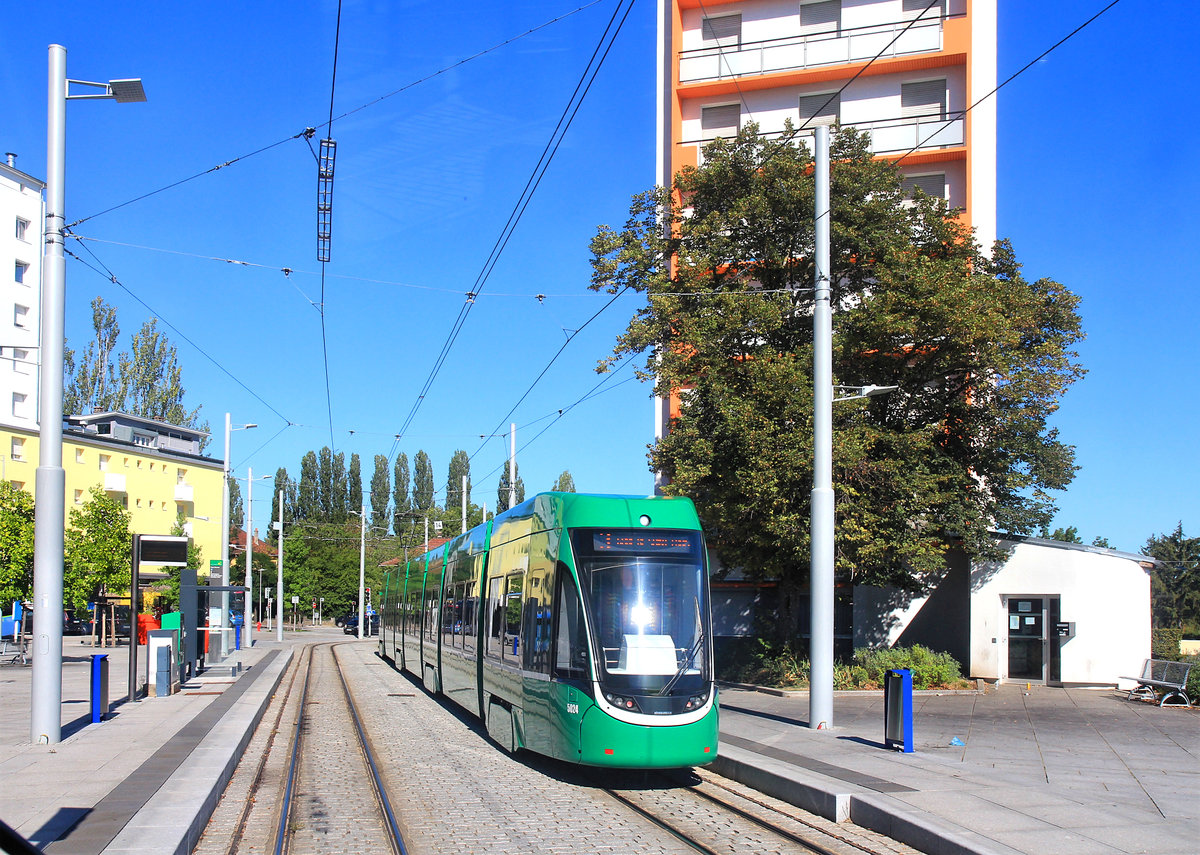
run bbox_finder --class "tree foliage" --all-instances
[497,463,526,513]
[297,451,319,521]
[589,124,1084,609]
[392,453,410,528]
[228,477,244,539]
[552,471,576,493]
[347,453,363,518]
[370,455,391,535]
[0,483,36,605]
[1143,523,1200,634]
[64,487,132,609]
[413,450,435,512]
[446,450,471,517]
[65,298,209,447]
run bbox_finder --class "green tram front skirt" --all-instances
[577,703,718,768]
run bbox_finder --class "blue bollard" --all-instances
[234,624,242,650]
[884,668,914,753]
[91,654,110,723]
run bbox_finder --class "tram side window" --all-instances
[486,576,504,659]
[503,574,523,662]
[553,572,588,681]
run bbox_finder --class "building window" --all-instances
[701,104,741,139]
[13,304,28,328]
[701,14,741,48]
[11,392,26,419]
[136,497,142,508]
[123,456,130,468]
[74,489,84,505]
[15,262,29,285]
[800,0,840,34]
[75,448,85,464]
[904,0,946,17]
[799,92,840,127]
[902,172,946,200]
[132,432,154,448]
[10,481,24,491]
[12,348,30,375]
[11,437,25,461]
[177,468,187,484]
[99,453,110,471]
[15,218,29,241]
[901,78,947,119]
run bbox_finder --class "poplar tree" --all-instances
[370,455,391,535]
[413,451,435,512]
[446,450,471,516]
[392,453,410,533]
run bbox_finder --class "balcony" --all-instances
[680,16,947,84]
[103,472,127,494]
[689,113,964,163]
[174,483,194,504]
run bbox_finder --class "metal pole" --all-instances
[461,474,467,534]
[508,423,516,510]
[244,467,253,647]
[276,489,284,642]
[31,44,67,744]
[809,125,834,731]
[128,534,140,703]
[358,504,366,639]
[219,412,231,659]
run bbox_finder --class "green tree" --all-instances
[497,463,525,513]
[118,319,206,435]
[228,477,244,540]
[1091,536,1112,548]
[64,487,132,609]
[160,511,205,611]
[297,451,320,521]
[413,450,435,512]
[589,124,1084,636]
[0,483,36,605]
[370,455,391,535]
[1143,524,1200,633]
[331,450,349,523]
[269,467,293,543]
[392,453,410,533]
[318,447,335,520]
[347,453,363,518]
[446,450,471,529]
[552,471,576,493]
[63,296,121,415]
[1044,526,1082,544]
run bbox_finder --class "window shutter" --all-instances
[800,1,841,31]
[702,14,741,48]
[901,79,946,118]
[903,0,945,15]
[902,173,946,199]
[799,93,839,127]
[701,104,741,138]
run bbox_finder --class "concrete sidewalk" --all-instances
[714,683,1199,855]
[0,628,317,854]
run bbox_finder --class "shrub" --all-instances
[853,645,966,689]
[1151,628,1184,660]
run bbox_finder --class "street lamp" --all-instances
[31,45,145,745]
[809,125,900,732]
[220,414,256,658]
[350,506,367,639]
[242,468,270,648]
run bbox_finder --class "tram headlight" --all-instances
[684,693,707,711]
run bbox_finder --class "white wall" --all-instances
[0,162,44,432]
[971,541,1151,685]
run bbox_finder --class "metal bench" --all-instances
[1122,659,1192,708]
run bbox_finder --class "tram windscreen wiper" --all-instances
[659,597,703,697]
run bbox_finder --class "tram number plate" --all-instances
[566,702,579,715]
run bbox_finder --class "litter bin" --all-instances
[90,654,110,723]
[884,668,913,753]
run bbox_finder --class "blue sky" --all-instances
[3,1,1194,554]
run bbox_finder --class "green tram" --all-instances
[378,492,718,768]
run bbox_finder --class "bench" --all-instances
[1121,659,1192,708]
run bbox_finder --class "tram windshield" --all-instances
[570,528,709,694]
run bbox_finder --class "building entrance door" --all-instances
[1007,597,1045,681]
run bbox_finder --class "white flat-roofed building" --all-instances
[0,153,44,432]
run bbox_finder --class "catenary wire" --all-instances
[66,1,601,229]
[387,0,637,459]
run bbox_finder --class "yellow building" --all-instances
[1,412,223,572]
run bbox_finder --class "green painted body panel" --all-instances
[578,694,719,768]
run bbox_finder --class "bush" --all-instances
[1151,628,1184,660]
[853,645,967,689]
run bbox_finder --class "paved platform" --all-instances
[714,683,1199,855]
[3,634,1196,855]
[0,627,309,855]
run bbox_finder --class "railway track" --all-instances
[593,767,921,855]
[194,642,408,855]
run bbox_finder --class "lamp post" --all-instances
[219,414,256,659]
[351,505,367,639]
[243,468,269,648]
[31,44,145,745]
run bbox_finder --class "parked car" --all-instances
[334,612,354,628]
[342,613,379,636]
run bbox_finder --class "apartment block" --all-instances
[0,412,223,569]
[0,153,44,431]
